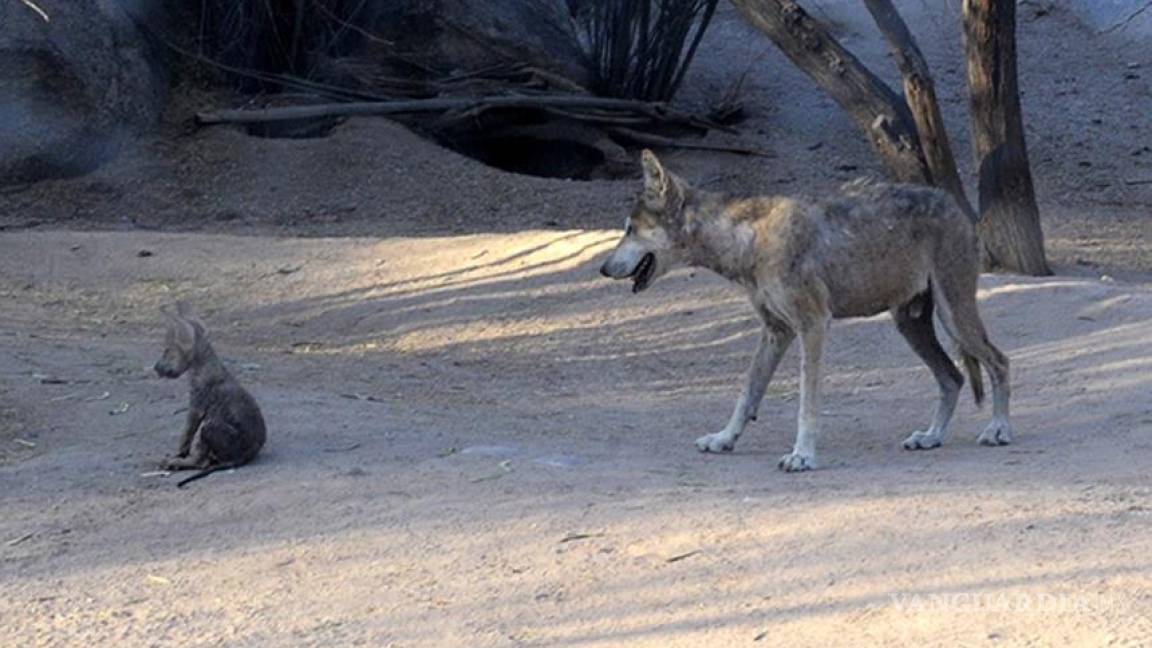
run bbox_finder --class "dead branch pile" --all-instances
[184,1,764,179]
[194,60,768,179]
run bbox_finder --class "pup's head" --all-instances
[599,150,691,293]
[154,301,205,379]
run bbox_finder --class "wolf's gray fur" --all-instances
[600,150,1013,471]
[154,302,266,487]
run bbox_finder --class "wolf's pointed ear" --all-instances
[640,149,668,209]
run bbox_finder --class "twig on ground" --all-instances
[470,460,513,483]
[559,532,606,543]
[338,393,383,403]
[665,549,702,563]
[6,532,34,547]
[322,442,362,453]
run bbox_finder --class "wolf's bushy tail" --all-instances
[960,351,985,406]
[926,284,985,407]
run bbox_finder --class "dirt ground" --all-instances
[2,2,1151,647]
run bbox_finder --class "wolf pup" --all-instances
[154,302,266,487]
[600,150,1013,471]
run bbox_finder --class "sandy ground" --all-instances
[2,1,1152,646]
[2,229,1151,646]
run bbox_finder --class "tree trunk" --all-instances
[862,0,976,219]
[729,0,930,183]
[963,0,1050,275]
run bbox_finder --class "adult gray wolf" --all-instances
[154,301,267,487]
[599,150,1013,471]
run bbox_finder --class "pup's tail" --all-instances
[177,463,236,488]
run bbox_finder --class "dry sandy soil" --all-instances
[2,228,1151,647]
[2,2,1152,647]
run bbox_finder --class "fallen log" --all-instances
[196,95,728,132]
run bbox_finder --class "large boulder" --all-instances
[0,0,164,185]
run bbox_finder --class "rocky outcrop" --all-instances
[0,0,164,185]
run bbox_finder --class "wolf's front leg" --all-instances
[176,408,203,458]
[697,324,793,453]
[779,318,827,472]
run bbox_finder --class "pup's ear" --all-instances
[640,149,668,209]
[164,313,197,352]
[174,300,206,332]
[163,303,199,351]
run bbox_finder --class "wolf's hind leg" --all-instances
[196,419,248,464]
[697,323,793,453]
[893,292,963,450]
[164,419,235,471]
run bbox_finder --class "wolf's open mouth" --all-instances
[631,253,656,293]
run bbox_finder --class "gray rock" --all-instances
[0,0,164,185]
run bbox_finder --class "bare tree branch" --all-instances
[729,0,930,182]
[862,0,976,218]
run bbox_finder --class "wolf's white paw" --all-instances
[778,452,816,472]
[695,432,737,453]
[902,430,944,450]
[977,420,1014,446]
